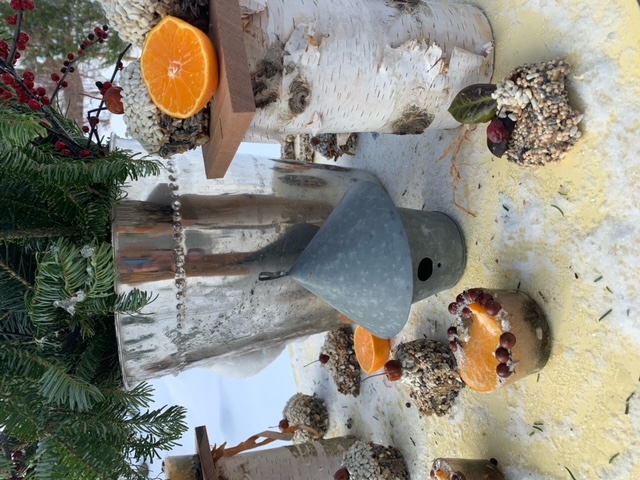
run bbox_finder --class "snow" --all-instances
[287,1,640,478]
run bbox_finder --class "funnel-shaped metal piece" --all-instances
[289,181,414,338]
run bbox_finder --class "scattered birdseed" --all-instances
[321,327,361,397]
[282,393,329,444]
[394,339,464,417]
[341,440,409,480]
[491,59,583,166]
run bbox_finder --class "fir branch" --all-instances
[0,228,77,241]
[39,364,105,411]
[0,255,32,289]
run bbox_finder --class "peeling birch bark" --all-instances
[241,0,494,142]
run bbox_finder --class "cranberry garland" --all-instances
[0,0,127,158]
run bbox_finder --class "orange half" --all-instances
[458,303,503,393]
[354,325,391,374]
[141,16,219,119]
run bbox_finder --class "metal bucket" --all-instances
[111,136,380,387]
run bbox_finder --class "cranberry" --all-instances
[487,116,508,143]
[319,353,330,364]
[278,419,289,432]
[334,467,350,480]
[384,360,403,381]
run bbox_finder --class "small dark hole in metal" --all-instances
[417,257,433,281]
[437,262,442,268]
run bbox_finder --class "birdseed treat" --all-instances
[321,327,361,397]
[491,59,583,166]
[393,339,464,417]
[309,133,358,161]
[162,454,202,480]
[100,0,212,157]
[334,441,409,480]
[430,457,505,480]
[281,134,315,162]
[447,288,552,393]
[282,393,329,444]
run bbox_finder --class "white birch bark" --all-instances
[241,0,494,142]
[215,437,357,480]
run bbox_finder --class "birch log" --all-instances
[242,0,494,142]
[215,437,357,480]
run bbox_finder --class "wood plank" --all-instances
[203,0,256,179]
[195,425,218,480]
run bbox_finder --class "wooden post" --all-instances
[196,426,218,480]
[202,0,256,179]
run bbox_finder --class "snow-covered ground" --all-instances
[290,1,640,479]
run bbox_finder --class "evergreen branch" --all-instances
[39,364,105,411]
[0,106,46,147]
[0,228,77,241]
[0,255,32,289]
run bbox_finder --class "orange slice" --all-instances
[458,303,503,392]
[354,325,391,374]
[141,16,219,119]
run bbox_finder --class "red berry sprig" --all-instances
[0,0,130,159]
[49,24,111,103]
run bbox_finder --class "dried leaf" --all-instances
[448,84,498,124]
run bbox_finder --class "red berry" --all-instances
[40,95,50,105]
[13,51,21,60]
[67,52,74,61]
[82,125,90,133]
[50,73,60,82]
[1,72,14,85]
[0,88,13,101]
[94,27,104,36]
[80,149,91,158]
[318,353,330,364]
[88,116,99,126]
[487,117,508,144]
[60,80,68,88]
[61,148,72,156]
[11,450,23,461]
[77,49,85,56]
[27,99,41,110]
[7,15,17,25]
[19,32,29,43]
[22,70,34,82]
[81,40,89,49]
[54,141,65,150]
[36,86,46,96]
[16,41,26,51]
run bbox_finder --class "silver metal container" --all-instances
[111,136,380,387]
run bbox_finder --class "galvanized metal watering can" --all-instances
[260,181,467,338]
[111,136,380,386]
